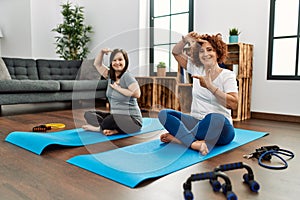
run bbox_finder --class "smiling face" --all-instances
[111,52,126,72]
[198,42,218,68]
[192,34,228,67]
[109,49,129,81]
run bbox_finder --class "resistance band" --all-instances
[244,145,295,170]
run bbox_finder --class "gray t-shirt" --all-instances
[106,71,142,125]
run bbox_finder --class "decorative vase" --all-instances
[229,35,239,43]
[157,68,166,76]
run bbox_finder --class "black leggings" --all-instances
[84,110,142,134]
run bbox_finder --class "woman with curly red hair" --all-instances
[158,32,238,155]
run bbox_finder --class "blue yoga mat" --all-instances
[67,128,268,188]
[5,118,164,155]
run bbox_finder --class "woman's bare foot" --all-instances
[82,124,100,132]
[191,140,209,156]
[160,133,182,144]
[103,129,119,136]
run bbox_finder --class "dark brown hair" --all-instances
[109,49,129,81]
[192,33,228,67]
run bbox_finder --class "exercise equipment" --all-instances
[213,162,260,192]
[32,123,66,132]
[183,162,260,200]
[32,124,52,132]
[244,145,295,170]
[183,171,237,200]
[46,123,66,129]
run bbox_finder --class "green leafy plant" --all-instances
[157,61,166,68]
[52,1,93,60]
[229,28,241,36]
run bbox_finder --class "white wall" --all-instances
[0,0,32,57]
[79,0,141,76]
[0,0,299,116]
[31,1,62,59]
[194,0,300,116]
[0,0,141,73]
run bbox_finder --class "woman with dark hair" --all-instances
[82,48,142,135]
[158,32,239,155]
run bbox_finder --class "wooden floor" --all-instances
[0,102,300,200]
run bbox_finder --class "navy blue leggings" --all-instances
[158,109,235,149]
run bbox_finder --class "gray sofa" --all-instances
[0,57,108,110]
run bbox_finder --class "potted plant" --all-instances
[156,61,166,76]
[229,28,240,43]
[52,1,93,60]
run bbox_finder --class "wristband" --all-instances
[213,87,219,95]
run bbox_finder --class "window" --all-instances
[150,0,193,76]
[267,0,300,80]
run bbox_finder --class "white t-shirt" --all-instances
[186,59,238,123]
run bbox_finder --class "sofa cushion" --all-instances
[59,80,108,91]
[2,57,39,80]
[0,58,11,80]
[37,59,82,80]
[0,80,60,93]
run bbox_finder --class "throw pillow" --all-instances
[78,59,102,80]
[0,57,12,80]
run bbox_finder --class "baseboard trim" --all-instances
[251,112,300,123]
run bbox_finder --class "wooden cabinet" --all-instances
[176,83,192,113]
[134,77,155,110]
[136,43,253,121]
[225,43,253,121]
[136,76,192,113]
[136,77,179,111]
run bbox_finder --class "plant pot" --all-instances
[157,68,166,76]
[229,35,239,43]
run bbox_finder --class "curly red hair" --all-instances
[192,33,228,66]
